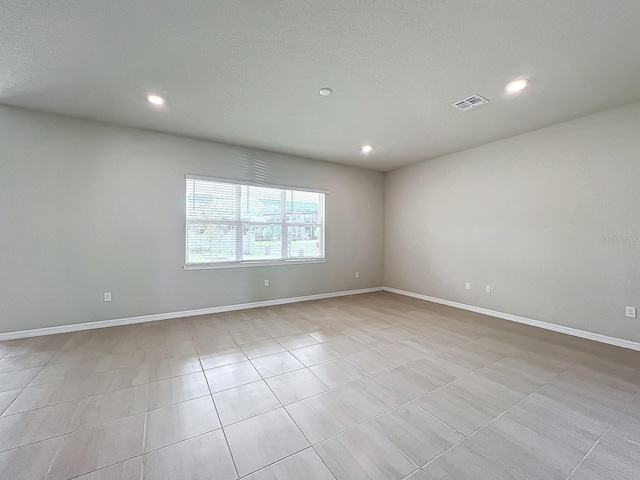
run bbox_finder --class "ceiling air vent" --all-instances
[451,95,489,111]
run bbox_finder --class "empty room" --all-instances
[1,1,639,479]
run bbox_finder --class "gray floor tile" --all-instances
[374,364,446,399]
[214,380,280,426]
[3,293,640,480]
[242,339,286,359]
[74,457,142,480]
[532,370,635,429]
[467,415,584,480]
[251,351,304,378]
[147,371,209,410]
[145,395,220,451]
[47,413,145,480]
[204,360,262,393]
[266,368,329,405]
[323,336,370,356]
[70,384,148,431]
[142,430,237,480]
[244,447,334,480]
[0,400,77,452]
[369,403,463,467]
[346,349,397,374]
[0,353,51,374]
[286,388,365,443]
[504,397,604,454]
[0,367,42,392]
[225,408,309,477]
[406,471,431,480]
[610,394,640,444]
[316,423,416,480]
[415,382,505,436]
[291,344,340,366]
[0,437,62,480]
[0,388,22,415]
[567,432,640,480]
[309,358,367,389]
[148,355,202,382]
[199,346,247,370]
[275,333,319,350]
[423,441,527,480]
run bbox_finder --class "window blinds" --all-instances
[185,176,325,267]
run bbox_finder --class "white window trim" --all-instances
[184,174,328,270]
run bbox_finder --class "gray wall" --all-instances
[385,101,640,343]
[0,106,384,333]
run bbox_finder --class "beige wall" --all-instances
[0,106,384,333]
[385,101,640,343]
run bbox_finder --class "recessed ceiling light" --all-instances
[319,87,333,96]
[146,94,166,106]
[505,78,529,94]
[361,145,373,154]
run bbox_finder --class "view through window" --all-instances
[185,175,326,267]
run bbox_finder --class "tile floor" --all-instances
[1,291,639,479]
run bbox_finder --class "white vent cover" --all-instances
[451,95,489,111]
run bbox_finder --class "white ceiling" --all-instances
[2,1,639,171]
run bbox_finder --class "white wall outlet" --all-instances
[104,292,112,302]
[465,283,471,290]
[485,285,492,294]
[264,279,269,287]
[355,272,360,278]
[625,306,637,318]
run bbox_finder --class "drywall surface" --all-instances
[0,106,384,333]
[385,101,640,343]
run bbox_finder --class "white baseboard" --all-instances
[383,287,640,352]
[0,287,383,341]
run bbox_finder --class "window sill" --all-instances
[183,259,326,270]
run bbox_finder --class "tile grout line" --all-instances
[418,351,583,478]
[563,388,640,480]
[197,340,241,480]
[248,365,338,479]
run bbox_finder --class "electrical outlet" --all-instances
[465,283,471,290]
[264,280,269,287]
[104,292,112,302]
[625,306,637,318]
[355,272,360,278]
[485,286,491,294]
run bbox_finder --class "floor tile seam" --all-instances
[406,351,512,410]
[234,445,316,479]
[139,382,150,480]
[462,361,589,478]
[255,374,339,480]
[6,378,159,417]
[307,389,417,448]
[563,389,640,480]
[142,424,223,455]
[420,358,577,474]
[42,420,69,480]
[523,395,613,432]
[0,387,25,416]
[561,363,640,395]
[198,352,240,479]
[25,362,157,390]
[0,430,69,455]
[248,358,306,380]
[610,431,640,448]
[0,363,49,375]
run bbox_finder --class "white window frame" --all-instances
[183,174,327,270]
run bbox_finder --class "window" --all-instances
[185,175,326,268]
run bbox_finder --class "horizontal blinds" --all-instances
[186,177,325,265]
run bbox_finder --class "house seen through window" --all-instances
[185,175,326,267]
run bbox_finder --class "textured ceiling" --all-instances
[1,1,640,171]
